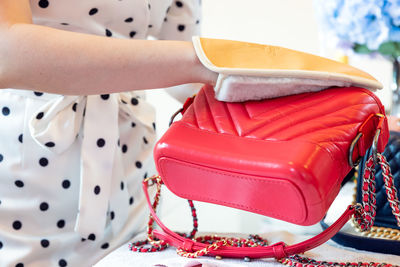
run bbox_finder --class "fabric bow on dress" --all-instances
[28,92,155,239]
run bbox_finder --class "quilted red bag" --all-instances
[139,84,392,262]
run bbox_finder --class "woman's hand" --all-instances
[0,0,217,95]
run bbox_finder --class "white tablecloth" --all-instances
[94,183,400,267]
[94,231,400,267]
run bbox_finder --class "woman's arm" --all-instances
[0,0,217,95]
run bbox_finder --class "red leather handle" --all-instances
[142,180,356,259]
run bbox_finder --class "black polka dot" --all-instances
[120,181,124,190]
[152,122,156,130]
[97,138,106,147]
[101,243,109,249]
[148,3,151,9]
[110,211,115,220]
[129,196,134,205]
[105,29,112,37]
[125,17,133,23]
[143,137,148,144]
[166,7,171,13]
[45,142,55,147]
[121,99,127,104]
[117,139,120,147]
[81,238,86,242]
[0,154,3,162]
[15,180,24,188]
[143,172,148,179]
[148,24,153,28]
[38,0,49,8]
[94,185,101,195]
[62,179,71,189]
[131,122,136,128]
[88,233,96,241]
[100,94,109,100]
[36,112,44,120]
[131,98,139,105]
[18,134,23,143]
[57,219,65,228]
[61,22,69,26]
[196,20,200,24]
[34,91,43,96]
[129,31,137,38]
[39,157,49,167]
[40,202,49,211]
[89,8,98,16]
[16,263,24,267]
[0,241,3,249]
[178,25,185,31]
[176,1,183,7]
[41,239,50,248]
[164,17,168,22]
[72,103,77,112]
[135,161,142,168]
[121,144,128,153]
[12,220,22,230]
[59,259,67,267]
[2,107,10,116]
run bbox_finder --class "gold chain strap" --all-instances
[352,170,400,240]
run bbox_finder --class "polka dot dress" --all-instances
[0,1,201,266]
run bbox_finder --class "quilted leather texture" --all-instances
[357,131,400,229]
[155,84,388,225]
[182,85,385,161]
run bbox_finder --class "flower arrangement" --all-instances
[314,0,400,60]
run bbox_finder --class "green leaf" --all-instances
[353,43,373,54]
[394,42,400,58]
[378,41,397,58]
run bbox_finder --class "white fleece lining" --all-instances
[192,36,383,97]
[215,75,352,102]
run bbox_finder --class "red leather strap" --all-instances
[353,114,387,159]
[142,180,356,259]
[181,95,196,114]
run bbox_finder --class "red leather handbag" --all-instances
[139,84,391,262]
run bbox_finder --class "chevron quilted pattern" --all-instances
[156,84,388,225]
[182,85,384,164]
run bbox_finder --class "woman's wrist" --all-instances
[199,66,218,86]
[189,42,218,86]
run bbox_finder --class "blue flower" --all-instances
[315,0,399,49]
[384,0,400,41]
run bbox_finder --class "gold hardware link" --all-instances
[348,113,385,167]
[143,175,161,185]
[352,179,400,240]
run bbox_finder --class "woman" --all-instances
[0,0,217,266]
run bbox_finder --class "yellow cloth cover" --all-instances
[192,37,382,102]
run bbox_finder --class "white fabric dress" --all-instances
[0,1,201,266]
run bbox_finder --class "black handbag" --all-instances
[322,131,400,255]
[357,131,400,230]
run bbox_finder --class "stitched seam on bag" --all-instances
[159,159,307,223]
[244,93,311,118]
[202,87,238,135]
[203,90,219,132]
[260,106,372,140]
[244,93,342,137]
[357,87,385,114]
[223,103,238,136]
[184,87,384,145]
